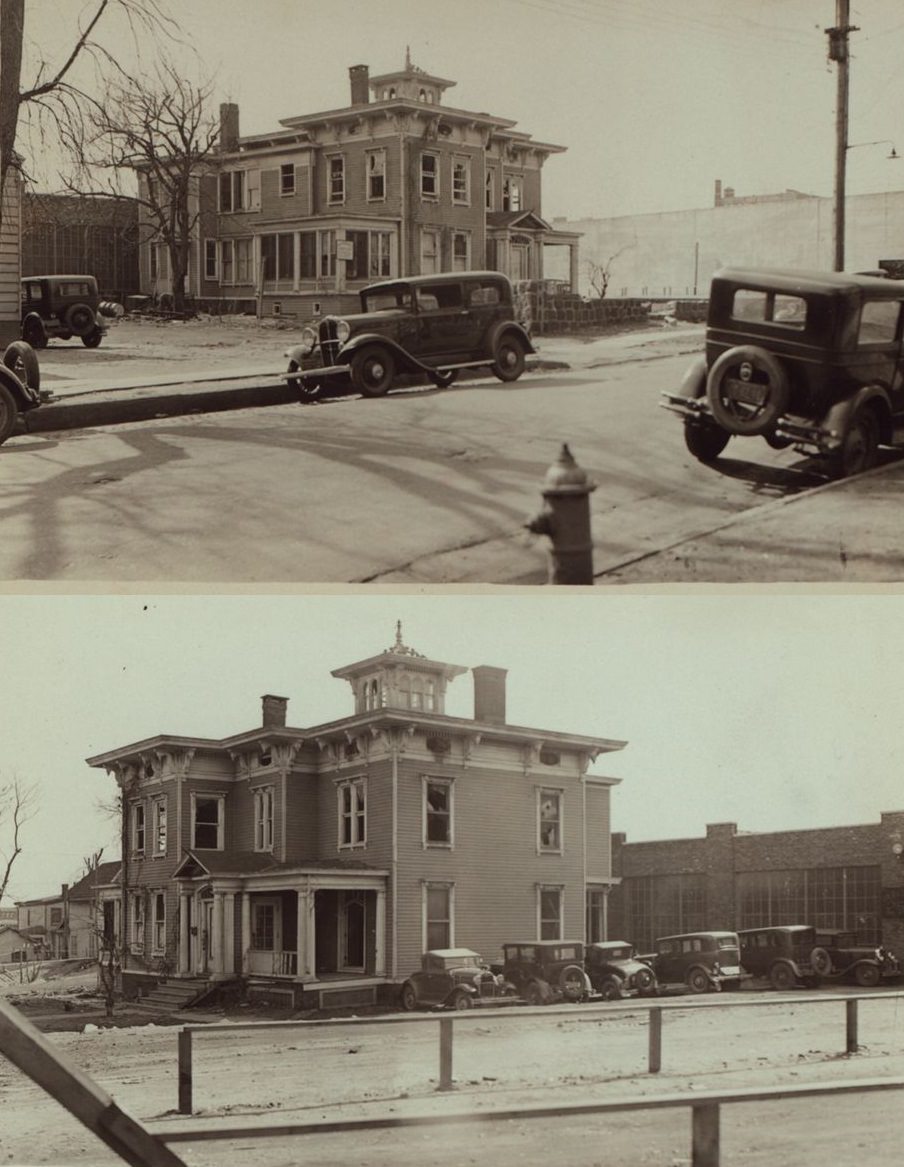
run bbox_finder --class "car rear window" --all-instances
[731,289,807,329]
[55,281,93,298]
[417,284,463,311]
[858,299,902,344]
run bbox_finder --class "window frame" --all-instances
[151,891,166,954]
[254,785,275,852]
[191,792,225,851]
[279,162,296,196]
[203,238,218,281]
[131,802,146,855]
[366,149,386,201]
[423,776,454,849]
[327,154,346,205]
[337,777,367,849]
[130,891,145,954]
[502,175,523,213]
[451,231,470,272]
[152,796,167,857]
[420,228,440,275]
[452,155,471,206]
[538,884,564,941]
[423,881,454,950]
[420,152,439,200]
[537,787,564,854]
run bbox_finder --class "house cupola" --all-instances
[369,48,456,106]
[331,622,467,715]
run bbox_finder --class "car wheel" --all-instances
[854,962,880,988]
[769,962,796,991]
[64,302,96,338]
[400,982,418,1011]
[3,341,40,393]
[686,967,711,994]
[599,976,623,1001]
[558,964,586,1002]
[432,369,459,388]
[287,360,322,401]
[828,407,879,479]
[706,344,789,436]
[0,383,18,445]
[350,347,395,397]
[634,967,657,994]
[684,419,730,462]
[22,318,47,349]
[81,329,103,348]
[524,980,546,1006]
[810,947,833,977]
[452,991,472,1010]
[491,336,526,383]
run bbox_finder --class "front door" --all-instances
[341,895,366,971]
[249,897,284,975]
[511,241,531,281]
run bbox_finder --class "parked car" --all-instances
[645,931,743,994]
[810,929,901,987]
[21,275,107,349]
[661,267,904,478]
[0,341,42,445]
[284,271,534,400]
[399,948,516,1011]
[584,940,658,999]
[499,940,591,1005]
[738,925,820,990]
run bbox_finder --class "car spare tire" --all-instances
[64,302,97,337]
[706,345,789,436]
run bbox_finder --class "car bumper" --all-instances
[661,392,841,454]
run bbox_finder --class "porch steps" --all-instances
[139,977,209,1012]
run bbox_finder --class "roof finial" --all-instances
[395,619,404,649]
[405,45,412,71]
[386,620,425,659]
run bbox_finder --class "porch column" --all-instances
[569,243,579,294]
[297,889,316,981]
[374,889,387,976]
[178,893,191,974]
[210,891,224,978]
[240,893,251,974]
[223,893,236,976]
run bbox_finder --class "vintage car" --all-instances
[0,341,42,446]
[284,271,534,399]
[661,267,904,478]
[809,929,901,987]
[21,274,107,349]
[500,940,592,1005]
[645,931,744,994]
[738,925,820,990]
[584,940,658,999]
[399,948,516,1011]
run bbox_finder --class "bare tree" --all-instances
[61,59,219,313]
[586,243,635,299]
[0,777,37,906]
[0,0,175,231]
[81,846,121,1017]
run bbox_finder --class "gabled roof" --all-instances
[68,862,122,901]
[486,210,552,231]
[173,850,380,880]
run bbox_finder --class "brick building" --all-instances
[610,813,904,956]
[138,54,580,317]
[87,626,625,1008]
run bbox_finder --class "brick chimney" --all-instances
[261,694,288,728]
[714,178,722,207]
[219,102,239,153]
[473,666,507,725]
[349,64,370,106]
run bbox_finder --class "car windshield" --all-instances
[604,946,632,959]
[444,955,480,969]
[361,289,411,313]
[718,936,739,950]
[552,945,581,961]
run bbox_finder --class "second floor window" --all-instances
[254,787,274,852]
[132,803,145,854]
[338,778,366,848]
[152,798,167,855]
[452,156,470,204]
[424,778,453,846]
[220,170,245,212]
[367,150,386,200]
[503,176,522,213]
[485,170,495,210]
[328,156,345,204]
[193,794,224,849]
[280,163,296,195]
[538,790,562,852]
[420,153,438,198]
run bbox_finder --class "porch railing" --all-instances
[271,950,297,976]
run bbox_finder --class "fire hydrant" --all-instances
[525,443,597,585]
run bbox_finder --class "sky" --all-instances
[2,590,903,906]
[16,0,904,220]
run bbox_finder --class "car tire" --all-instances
[0,383,18,445]
[64,302,97,338]
[399,982,418,1011]
[451,991,473,1010]
[350,346,395,397]
[432,369,459,388]
[599,976,623,1001]
[706,345,789,436]
[810,947,833,977]
[558,964,586,1002]
[686,967,712,994]
[634,967,657,994]
[684,419,730,462]
[491,335,526,383]
[22,318,47,349]
[828,407,879,479]
[288,360,323,401]
[81,329,103,349]
[854,962,880,988]
[769,962,796,991]
[3,341,40,393]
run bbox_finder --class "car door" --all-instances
[414,282,472,364]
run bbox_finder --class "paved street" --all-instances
[0,338,822,583]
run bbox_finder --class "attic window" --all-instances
[259,749,272,766]
[426,735,452,755]
[540,750,560,766]
[344,740,360,759]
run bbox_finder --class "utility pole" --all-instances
[827,0,858,271]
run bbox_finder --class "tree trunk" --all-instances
[0,0,25,227]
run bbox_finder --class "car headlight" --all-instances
[336,319,351,344]
[300,326,317,356]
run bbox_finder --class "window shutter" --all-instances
[247,169,261,210]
